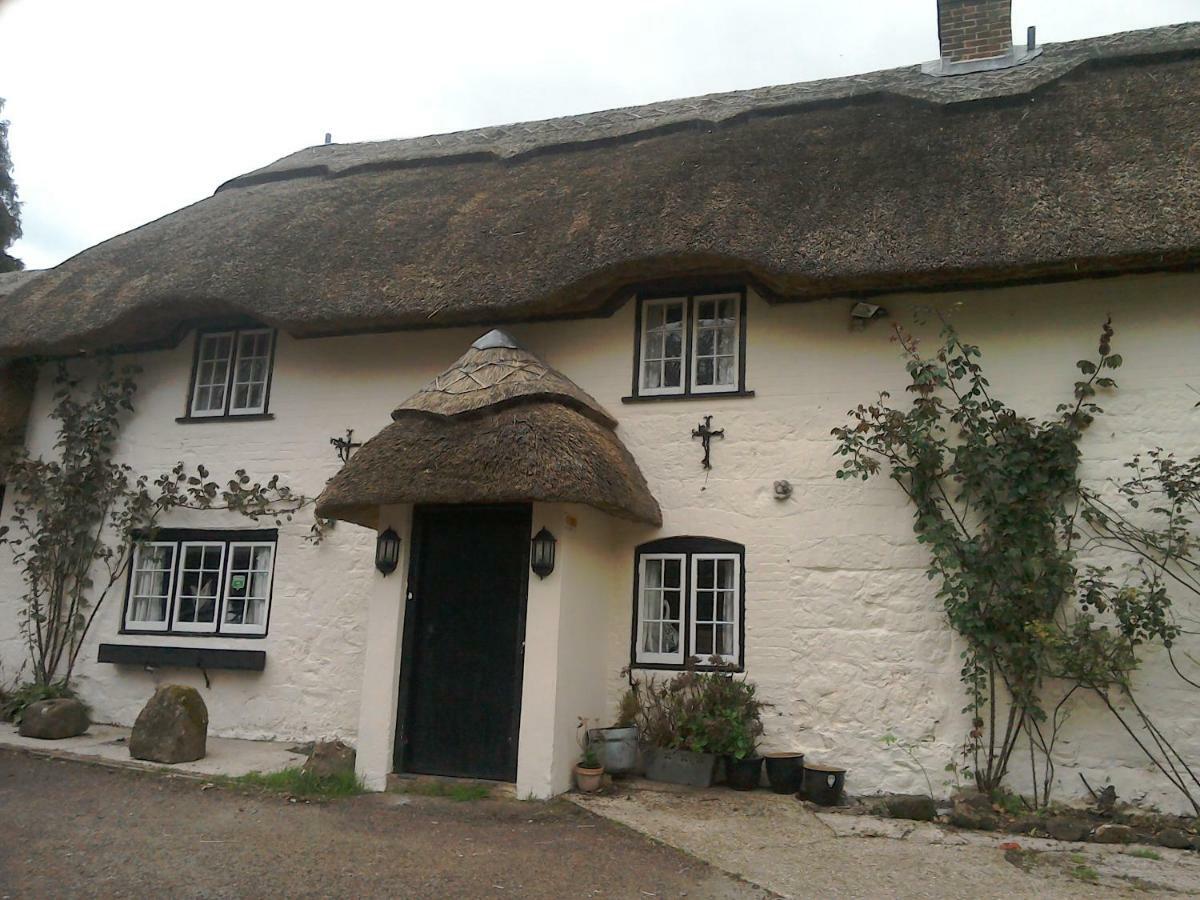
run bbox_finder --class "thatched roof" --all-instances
[2,23,1199,359]
[393,329,616,428]
[316,332,661,527]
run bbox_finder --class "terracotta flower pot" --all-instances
[575,764,605,793]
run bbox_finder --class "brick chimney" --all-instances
[923,0,1041,76]
[938,0,1012,63]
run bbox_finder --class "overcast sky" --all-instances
[1,0,1195,270]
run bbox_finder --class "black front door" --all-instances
[396,504,531,781]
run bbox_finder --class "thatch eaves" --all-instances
[2,23,1200,359]
[316,333,660,527]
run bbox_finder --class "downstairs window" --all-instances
[632,537,744,669]
[123,529,277,637]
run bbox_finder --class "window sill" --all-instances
[98,643,266,671]
[176,413,275,424]
[621,390,755,404]
[629,661,744,673]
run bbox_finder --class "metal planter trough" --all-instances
[643,747,718,788]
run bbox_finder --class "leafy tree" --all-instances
[0,97,20,273]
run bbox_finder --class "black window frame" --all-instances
[120,528,278,639]
[178,327,277,423]
[624,288,754,403]
[629,536,746,672]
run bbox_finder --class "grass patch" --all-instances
[231,767,364,799]
[1127,848,1161,861]
[399,779,492,802]
[1069,852,1088,864]
[1071,865,1100,883]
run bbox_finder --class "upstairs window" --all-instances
[187,328,275,419]
[630,292,748,400]
[123,529,277,637]
[632,537,745,670]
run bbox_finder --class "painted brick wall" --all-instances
[0,271,1197,810]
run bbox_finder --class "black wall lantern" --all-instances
[375,527,401,576]
[530,527,557,579]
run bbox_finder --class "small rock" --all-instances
[1093,823,1136,844]
[1046,817,1092,843]
[303,740,356,778]
[884,794,937,822]
[129,684,208,764]
[1157,828,1192,850]
[18,698,90,740]
[950,789,997,831]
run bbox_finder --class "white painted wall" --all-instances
[1,271,1197,810]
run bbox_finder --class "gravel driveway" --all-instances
[0,750,764,899]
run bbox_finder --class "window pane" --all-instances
[192,334,233,414]
[665,331,682,357]
[245,597,266,626]
[695,623,714,657]
[716,356,735,385]
[664,303,684,325]
[696,591,714,621]
[716,559,735,589]
[645,559,663,589]
[663,559,681,589]
[230,330,272,413]
[646,305,664,330]
[696,358,714,385]
[646,333,664,360]
[664,360,681,387]
[697,559,714,590]
[716,624,734,657]
[662,588,681,621]
[662,622,679,654]
[642,621,661,654]
[177,543,224,626]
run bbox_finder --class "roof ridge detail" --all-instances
[221,21,1200,192]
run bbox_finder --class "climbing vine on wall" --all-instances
[833,316,1200,813]
[0,359,331,691]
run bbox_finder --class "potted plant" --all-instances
[634,662,766,789]
[574,718,605,793]
[587,685,640,775]
[702,669,765,791]
[763,752,805,794]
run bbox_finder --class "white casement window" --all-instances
[230,329,273,414]
[190,332,236,417]
[636,554,687,665]
[124,530,276,637]
[689,554,740,665]
[124,543,177,631]
[638,298,688,396]
[221,543,275,635]
[633,539,744,669]
[633,292,745,399]
[690,294,740,393]
[188,328,275,418]
[172,542,226,633]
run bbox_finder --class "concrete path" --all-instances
[0,722,298,778]
[571,786,1200,899]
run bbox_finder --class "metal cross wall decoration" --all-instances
[691,415,725,470]
[330,428,363,464]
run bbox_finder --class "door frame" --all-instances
[392,503,532,778]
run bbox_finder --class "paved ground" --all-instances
[573,787,1200,899]
[0,723,297,779]
[0,750,765,899]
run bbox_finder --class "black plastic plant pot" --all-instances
[763,752,805,795]
[801,764,846,806]
[725,755,763,791]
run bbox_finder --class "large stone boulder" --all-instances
[303,740,356,778]
[949,789,998,831]
[129,684,208,764]
[18,698,90,740]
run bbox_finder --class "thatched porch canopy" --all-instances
[1,24,1199,359]
[315,331,661,528]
